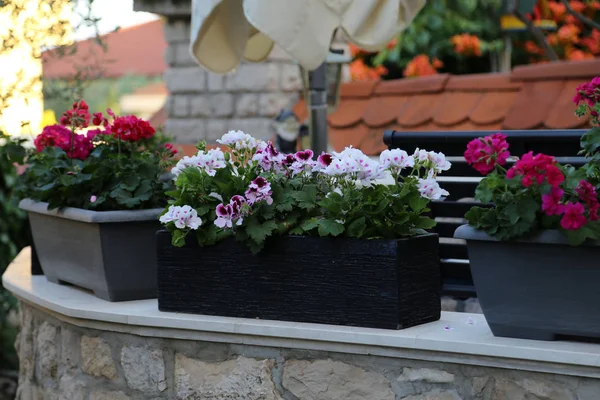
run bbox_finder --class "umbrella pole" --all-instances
[308,63,328,156]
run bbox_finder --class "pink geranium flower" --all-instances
[464,133,510,175]
[541,187,565,216]
[560,202,587,230]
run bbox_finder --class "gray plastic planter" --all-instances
[20,199,162,302]
[455,225,600,341]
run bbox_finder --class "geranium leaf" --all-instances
[317,218,345,237]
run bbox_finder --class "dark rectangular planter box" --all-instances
[20,199,162,302]
[455,225,600,341]
[157,230,441,330]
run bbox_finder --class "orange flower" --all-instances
[349,59,388,81]
[524,40,544,55]
[557,23,581,43]
[569,0,586,13]
[404,54,443,78]
[548,1,566,20]
[566,47,594,60]
[450,34,482,57]
[580,29,600,54]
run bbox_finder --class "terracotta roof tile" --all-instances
[329,125,368,152]
[503,80,565,130]
[363,96,409,127]
[340,81,378,98]
[432,92,482,126]
[446,73,521,91]
[470,91,520,125]
[397,94,444,127]
[545,79,589,129]
[328,99,368,127]
[376,74,450,95]
[287,60,596,156]
[512,59,600,81]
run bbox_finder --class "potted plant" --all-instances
[16,101,176,301]
[455,77,600,340]
[157,131,450,329]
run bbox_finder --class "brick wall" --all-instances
[160,18,303,144]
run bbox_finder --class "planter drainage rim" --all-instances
[19,198,163,223]
[454,224,600,247]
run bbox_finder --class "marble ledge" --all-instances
[4,248,600,379]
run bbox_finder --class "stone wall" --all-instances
[16,303,600,400]
[161,18,303,144]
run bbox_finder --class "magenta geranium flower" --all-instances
[560,202,587,230]
[464,133,510,175]
[541,187,565,216]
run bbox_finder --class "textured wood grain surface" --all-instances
[157,232,441,330]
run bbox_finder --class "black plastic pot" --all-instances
[156,230,441,330]
[455,225,600,341]
[20,199,162,302]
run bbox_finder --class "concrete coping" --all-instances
[19,199,163,223]
[4,248,600,379]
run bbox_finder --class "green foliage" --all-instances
[16,131,175,211]
[364,0,504,78]
[0,132,29,371]
[163,136,446,254]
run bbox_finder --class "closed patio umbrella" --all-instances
[189,0,426,153]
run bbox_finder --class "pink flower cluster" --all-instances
[108,115,155,141]
[541,181,599,230]
[59,100,91,128]
[573,77,600,112]
[244,176,273,205]
[506,152,564,188]
[464,133,510,175]
[34,124,93,160]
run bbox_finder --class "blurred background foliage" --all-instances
[350,0,600,80]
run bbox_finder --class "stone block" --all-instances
[280,64,303,92]
[58,374,85,400]
[60,328,79,372]
[516,379,575,400]
[471,376,492,396]
[165,119,206,142]
[206,119,228,141]
[80,336,117,380]
[190,96,211,117]
[89,391,131,400]
[259,93,297,117]
[17,307,35,380]
[441,297,458,312]
[397,367,455,383]
[401,390,463,400]
[162,19,189,43]
[207,73,224,92]
[235,94,259,117]
[210,93,234,117]
[121,346,167,393]
[165,67,206,93]
[164,46,175,66]
[283,359,395,400]
[36,321,57,380]
[225,63,279,92]
[227,118,272,141]
[174,42,196,66]
[172,95,189,118]
[174,354,280,400]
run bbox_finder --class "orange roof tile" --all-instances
[292,59,599,155]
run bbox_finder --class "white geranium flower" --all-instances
[417,178,449,200]
[159,205,202,230]
[380,149,415,169]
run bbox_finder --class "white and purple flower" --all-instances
[171,148,226,177]
[159,205,202,230]
[380,149,415,169]
[217,130,262,150]
[245,176,273,205]
[214,195,247,229]
[417,178,449,200]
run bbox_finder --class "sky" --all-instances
[73,0,159,40]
